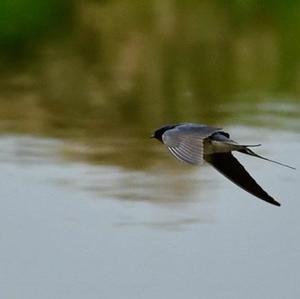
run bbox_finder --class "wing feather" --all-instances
[167,136,203,165]
[162,124,221,165]
[204,152,281,206]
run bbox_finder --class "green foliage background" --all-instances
[0,0,299,137]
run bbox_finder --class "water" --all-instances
[1,1,300,298]
[0,115,299,299]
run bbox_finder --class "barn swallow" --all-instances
[152,123,295,206]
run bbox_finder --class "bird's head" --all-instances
[151,124,178,143]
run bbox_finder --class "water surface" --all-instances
[0,108,299,299]
[0,1,300,298]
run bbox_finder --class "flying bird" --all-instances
[151,123,295,206]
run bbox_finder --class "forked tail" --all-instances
[238,147,296,170]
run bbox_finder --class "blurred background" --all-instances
[1,0,300,149]
[0,1,299,298]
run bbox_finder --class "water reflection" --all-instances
[1,1,300,131]
[1,1,300,298]
[0,112,297,207]
[0,98,298,169]
[0,119,299,299]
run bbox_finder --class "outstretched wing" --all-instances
[167,136,204,165]
[162,124,220,165]
[204,152,281,206]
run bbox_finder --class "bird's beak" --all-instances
[150,134,154,138]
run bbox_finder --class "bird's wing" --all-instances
[173,123,222,138]
[167,136,204,165]
[204,152,281,206]
[162,123,221,165]
[162,131,203,165]
[162,124,222,165]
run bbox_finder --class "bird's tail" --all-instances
[238,147,296,170]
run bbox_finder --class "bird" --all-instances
[151,123,295,206]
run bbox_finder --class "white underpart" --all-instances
[204,140,238,154]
